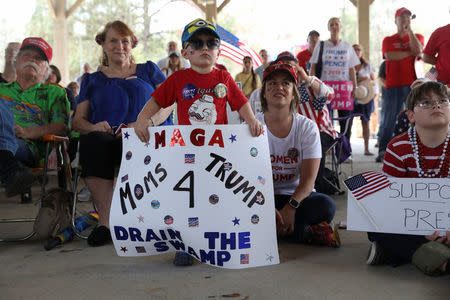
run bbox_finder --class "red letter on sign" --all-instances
[208,129,224,148]
[190,128,205,146]
[170,129,186,146]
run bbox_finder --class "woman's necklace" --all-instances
[102,64,134,79]
[408,126,450,177]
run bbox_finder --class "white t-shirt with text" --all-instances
[310,40,360,81]
[256,112,321,195]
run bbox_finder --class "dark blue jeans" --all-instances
[378,85,410,153]
[275,192,336,242]
[368,232,428,266]
[0,99,35,166]
[0,99,18,154]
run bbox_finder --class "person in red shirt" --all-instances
[367,81,450,276]
[296,30,320,74]
[376,7,424,163]
[423,24,450,85]
[135,18,263,143]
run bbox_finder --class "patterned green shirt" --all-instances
[0,81,70,164]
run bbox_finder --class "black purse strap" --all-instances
[316,41,325,78]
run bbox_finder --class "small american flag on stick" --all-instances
[344,171,390,200]
[425,67,438,81]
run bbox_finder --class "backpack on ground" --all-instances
[316,167,340,195]
[33,188,72,239]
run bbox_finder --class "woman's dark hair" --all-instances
[49,65,61,83]
[96,20,136,66]
[406,81,449,111]
[243,56,258,91]
[260,71,300,113]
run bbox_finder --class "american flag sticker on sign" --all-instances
[344,171,390,200]
[188,217,199,227]
[240,254,249,264]
[135,246,146,253]
[185,154,195,164]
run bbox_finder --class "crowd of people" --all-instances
[0,6,449,275]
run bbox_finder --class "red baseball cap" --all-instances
[20,37,52,62]
[274,51,298,63]
[395,7,412,19]
[263,62,298,85]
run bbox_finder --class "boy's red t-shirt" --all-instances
[152,68,247,125]
[382,33,424,88]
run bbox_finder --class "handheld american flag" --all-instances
[425,67,438,81]
[216,25,262,67]
[344,171,390,201]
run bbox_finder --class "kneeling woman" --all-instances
[257,62,340,247]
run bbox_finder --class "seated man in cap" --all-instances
[0,37,70,197]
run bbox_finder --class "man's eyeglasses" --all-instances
[416,98,450,109]
[187,39,220,50]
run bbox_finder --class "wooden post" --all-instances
[350,0,377,139]
[46,0,84,85]
[191,0,230,23]
[350,0,374,61]
[53,0,69,85]
[357,0,373,61]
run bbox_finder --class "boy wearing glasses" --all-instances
[135,18,262,142]
[367,81,450,276]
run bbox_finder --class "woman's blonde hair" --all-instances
[328,17,341,27]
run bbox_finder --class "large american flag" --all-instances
[297,83,338,139]
[344,171,391,200]
[216,25,262,67]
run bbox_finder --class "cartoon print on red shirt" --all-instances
[188,94,217,125]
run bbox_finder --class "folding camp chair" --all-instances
[0,134,90,242]
[321,113,363,195]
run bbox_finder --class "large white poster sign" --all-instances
[110,125,279,269]
[346,171,450,235]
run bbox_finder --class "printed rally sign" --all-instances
[110,125,279,269]
[346,171,450,235]
[324,81,354,111]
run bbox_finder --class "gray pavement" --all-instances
[1,137,449,300]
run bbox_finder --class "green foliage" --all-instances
[25,0,184,80]
[26,0,53,44]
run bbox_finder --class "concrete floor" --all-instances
[1,138,449,300]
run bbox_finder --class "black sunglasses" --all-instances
[187,38,220,50]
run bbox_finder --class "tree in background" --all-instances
[26,0,184,80]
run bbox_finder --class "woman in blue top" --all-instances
[72,20,174,246]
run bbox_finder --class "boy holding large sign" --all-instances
[367,81,450,276]
[134,18,262,266]
[135,18,262,141]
